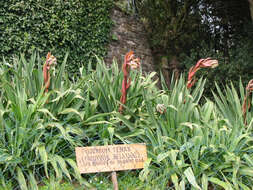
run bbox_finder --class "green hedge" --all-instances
[0,0,113,73]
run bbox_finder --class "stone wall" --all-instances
[105,6,155,73]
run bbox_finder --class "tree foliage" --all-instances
[135,0,252,62]
[136,0,202,57]
[200,0,251,55]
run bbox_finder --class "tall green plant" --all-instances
[84,57,158,145]
[118,74,253,189]
[0,53,92,189]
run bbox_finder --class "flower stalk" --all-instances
[156,104,166,114]
[119,51,140,113]
[187,58,218,89]
[242,79,253,124]
[43,52,57,93]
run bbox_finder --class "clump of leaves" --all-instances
[0,53,91,189]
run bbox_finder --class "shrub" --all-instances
[0,0,113,74]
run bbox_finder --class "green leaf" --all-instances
[239,167,253,177]
[17,167,28,190]
[59,108,83,120]
[84,112,112,123]
[179,178,186,190]
[157,151,170,163]
[116,129,145,139]
[184,167,201,190]
[0,151,13,164]
[169,149,179,165]
[55,155,71,180]
[238,181,251,190]
[171,173,179,190]
[243,154,253,167]
[38,108,58,121]
[139,158,151,181]
[201,174,208,190]
[38,145,48,178]
[108,127,114,144]
[49,155,62,180]
[66,158,81,181]
[28,171,38,190]
[209,177,233,190]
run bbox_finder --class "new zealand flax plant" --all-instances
[119,51,140,113]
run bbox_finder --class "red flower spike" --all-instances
[246,79,253,92]
[242,79,253,124]
[199,58,218,69]
[187,66,198,89]
[125,51,134,63]
[119,51,140,113]
[187,58,218,89]
[43,52,57,93]
[156,104,166,114]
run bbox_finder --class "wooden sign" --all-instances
[75,144,147,174]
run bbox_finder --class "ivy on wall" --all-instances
[0,0,113,73]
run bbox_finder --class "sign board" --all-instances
[75,144,147,174]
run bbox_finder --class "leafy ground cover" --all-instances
[0,52,252,189]
[0,0,113,74]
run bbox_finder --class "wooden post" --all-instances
[111,171,118,190]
